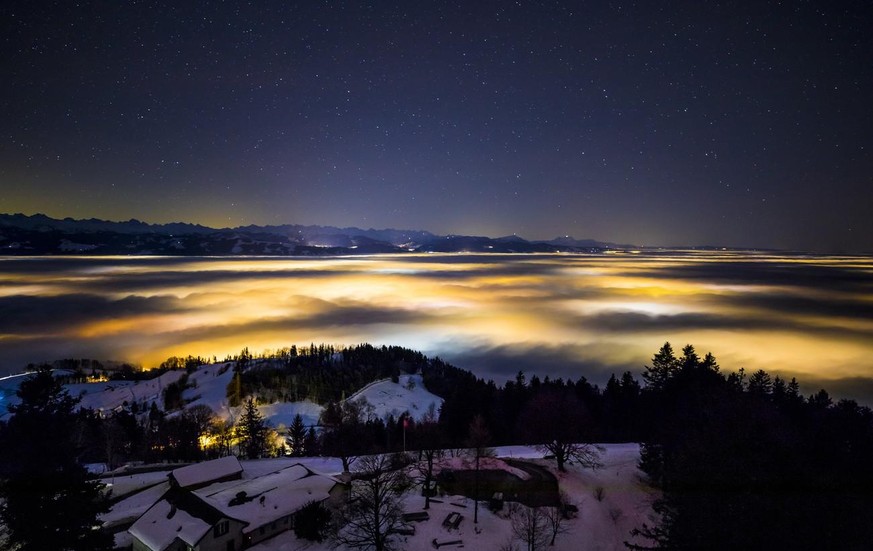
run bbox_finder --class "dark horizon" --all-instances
[3,210,869,255]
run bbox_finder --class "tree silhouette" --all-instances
[466,414,493,523]
[0,368,112,551]
[332,454,410,551]
[288,412,307,456]
[518,388,602,472]
[236,397,269,458]
[320,398,374,472]
[631,343,873,550]
[412,404,444,510]
[642,342,678,391]
[509,503,550,551]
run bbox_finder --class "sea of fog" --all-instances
[1,252,872,402]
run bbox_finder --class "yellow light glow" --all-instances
[0,253,871,391]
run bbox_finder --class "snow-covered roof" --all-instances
[128,498,211,551]
[170,455,243,489]
[195,463,340,534]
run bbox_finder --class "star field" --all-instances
[2,1,871,252]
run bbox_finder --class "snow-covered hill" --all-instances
[2,364,443,430]
[347,374,443,422]
[178,365,441,428]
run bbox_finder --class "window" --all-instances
[214,520,230,537]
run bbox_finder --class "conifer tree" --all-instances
[0,368,112,551]
[236,397,269,458]
[642,342,678,390]
[288,413,307,456]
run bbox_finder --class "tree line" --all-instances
[629,343,873,550]
[2,342,872,550]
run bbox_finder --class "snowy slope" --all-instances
[3,364,442,430]
[1,370,186,419]
[178,362,237,419]
[0,373,31,418]
[178,363,325,428]
[72,371,186,413]
[256,400,324,430]
[181,369,441,428]
[348,374,443,422]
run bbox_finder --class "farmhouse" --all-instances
[129,459,346,551]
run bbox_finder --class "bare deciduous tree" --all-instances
[332,454,410,551]
[545,491,574,545]
[412,405,444,510]
[518,389,603,472]
[509,503,551,551]
[466,414,494,524]
[183,404,216,436]
[209,417,234,457]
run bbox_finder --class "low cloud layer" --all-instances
[1,253,872,402]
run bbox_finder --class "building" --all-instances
[129,459,346,551]
[169,456,244,490]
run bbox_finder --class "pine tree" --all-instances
[0,368,112,551]
[642,342,678,390]
[747,369,773,397]
[236,398,269,458]
[288,413,307,456]
[304,426,319,456]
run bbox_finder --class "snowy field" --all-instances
[105,444,656,550]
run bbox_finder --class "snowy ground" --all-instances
[347,374,444,422]
[5,368,655,549]
[105,444,656,551]
[182,368,442,428]
[2,365,442,430]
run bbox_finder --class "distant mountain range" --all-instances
[0,213,628,255]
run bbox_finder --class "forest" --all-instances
[1,342,872,550]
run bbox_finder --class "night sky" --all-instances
[2,1,871,253]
